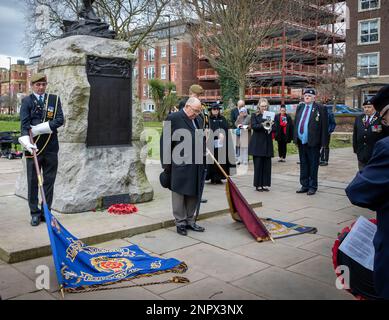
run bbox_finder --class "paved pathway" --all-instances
[0,147,372,300]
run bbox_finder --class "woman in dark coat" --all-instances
[274,104,294,162]
[248,99,274,191]
[206,103,234,184]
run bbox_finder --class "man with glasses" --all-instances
[161,97,206,236]
[346,84,389,299]
[19,73,64,226]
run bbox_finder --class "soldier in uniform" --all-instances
[18,73,64,226]
[346,84,389,299]
[352,99,388,170]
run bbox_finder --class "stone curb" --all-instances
[0,202,262,264]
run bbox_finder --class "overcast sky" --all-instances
[0,0,28,68]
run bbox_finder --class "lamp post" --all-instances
[7,57,11,114]
[167,15,171,82]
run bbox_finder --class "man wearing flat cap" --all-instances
[352,98,388,170]
[346,84,389,299]
[19,73,64,226]
[294,88,328,195]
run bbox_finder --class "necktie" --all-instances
[39,95,44,106]
[299,105,310,134]
[366,116,370,127]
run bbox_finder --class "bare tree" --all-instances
[178,0,292,100]
[22,0,171,55]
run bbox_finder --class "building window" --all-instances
[161,47,167,58]
[148,66,155,79]
[171,44,177,56]
[147,104,155,112]
[143,85,148,97]
[359,0,380,11]
[143,50,147,61]
[148,85,152,98]
[358,52,379,77]
[358,19,380,45]
[148,48,155,62]
[143,67,147,79]
[161,65,167,80]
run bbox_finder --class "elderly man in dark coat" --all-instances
[160,97,206,236]
[346,84,389,299]
[294,88,328,195]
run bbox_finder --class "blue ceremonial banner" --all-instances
[42,204,186,291]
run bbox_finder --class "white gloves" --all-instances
[31,122,52,137]
[18,136,38,153]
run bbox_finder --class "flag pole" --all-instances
[28,130,66,298]
[206,148,275,243]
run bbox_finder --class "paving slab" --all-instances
[231,241,316,268]
[164,243,270,282]
[291,207,355,224]
[287,255,338,286]
[161,276,263,300]
[10,290,56,300]
[231,266,353,300]
[299,238,336,257]
[275,233,323,248]
[0,264,38,300]
[126,229,201,255]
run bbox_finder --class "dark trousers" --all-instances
[298,143,320,191]
[320,134,331,162]
[277,140,287,159]
[253,156,271,187]
[26,152,58,217]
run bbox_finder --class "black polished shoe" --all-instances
[200,198,208,203]
[307,189,317,196]
[31,215,41,227]
[320,161,328,166]
[262,187,270,192]
[296,188,309,193]
[176,226,188,236]
[187,224,205,232]
[256,187,263,192]
[40,214,46,222]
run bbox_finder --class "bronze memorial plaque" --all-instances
[86,56,132,147]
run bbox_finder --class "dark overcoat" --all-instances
[160,109,205,196]
[248,113,274,158]
[346,136,389,299]
[293,102,328,147]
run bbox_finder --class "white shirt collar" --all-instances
[33,93,44,101]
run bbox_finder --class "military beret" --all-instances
[189,84,204,94]
[370,85,389,113]
[303,88,316,96]
[363,98,373,106]
[31,73,47,84]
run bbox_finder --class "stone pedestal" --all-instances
[15,35,153,213]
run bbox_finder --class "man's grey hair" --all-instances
[237,100,245,108]
[185,97,201,108]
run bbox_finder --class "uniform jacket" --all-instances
[346,136,389,299]
[293,102,328,147]
[274,113,294,143]
[352,112,388,164]
[328,111,337,134]
[248,113,274,158]
[160,109,205,196]
[20,93,64,156]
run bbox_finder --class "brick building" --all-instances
[133,20,198,112]
[345,0,389,108]
[0,60,28,114]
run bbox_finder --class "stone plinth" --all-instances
[15,35,153,213]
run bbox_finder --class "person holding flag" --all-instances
[19,73,64,226]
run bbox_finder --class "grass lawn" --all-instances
[0,121,19,132]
